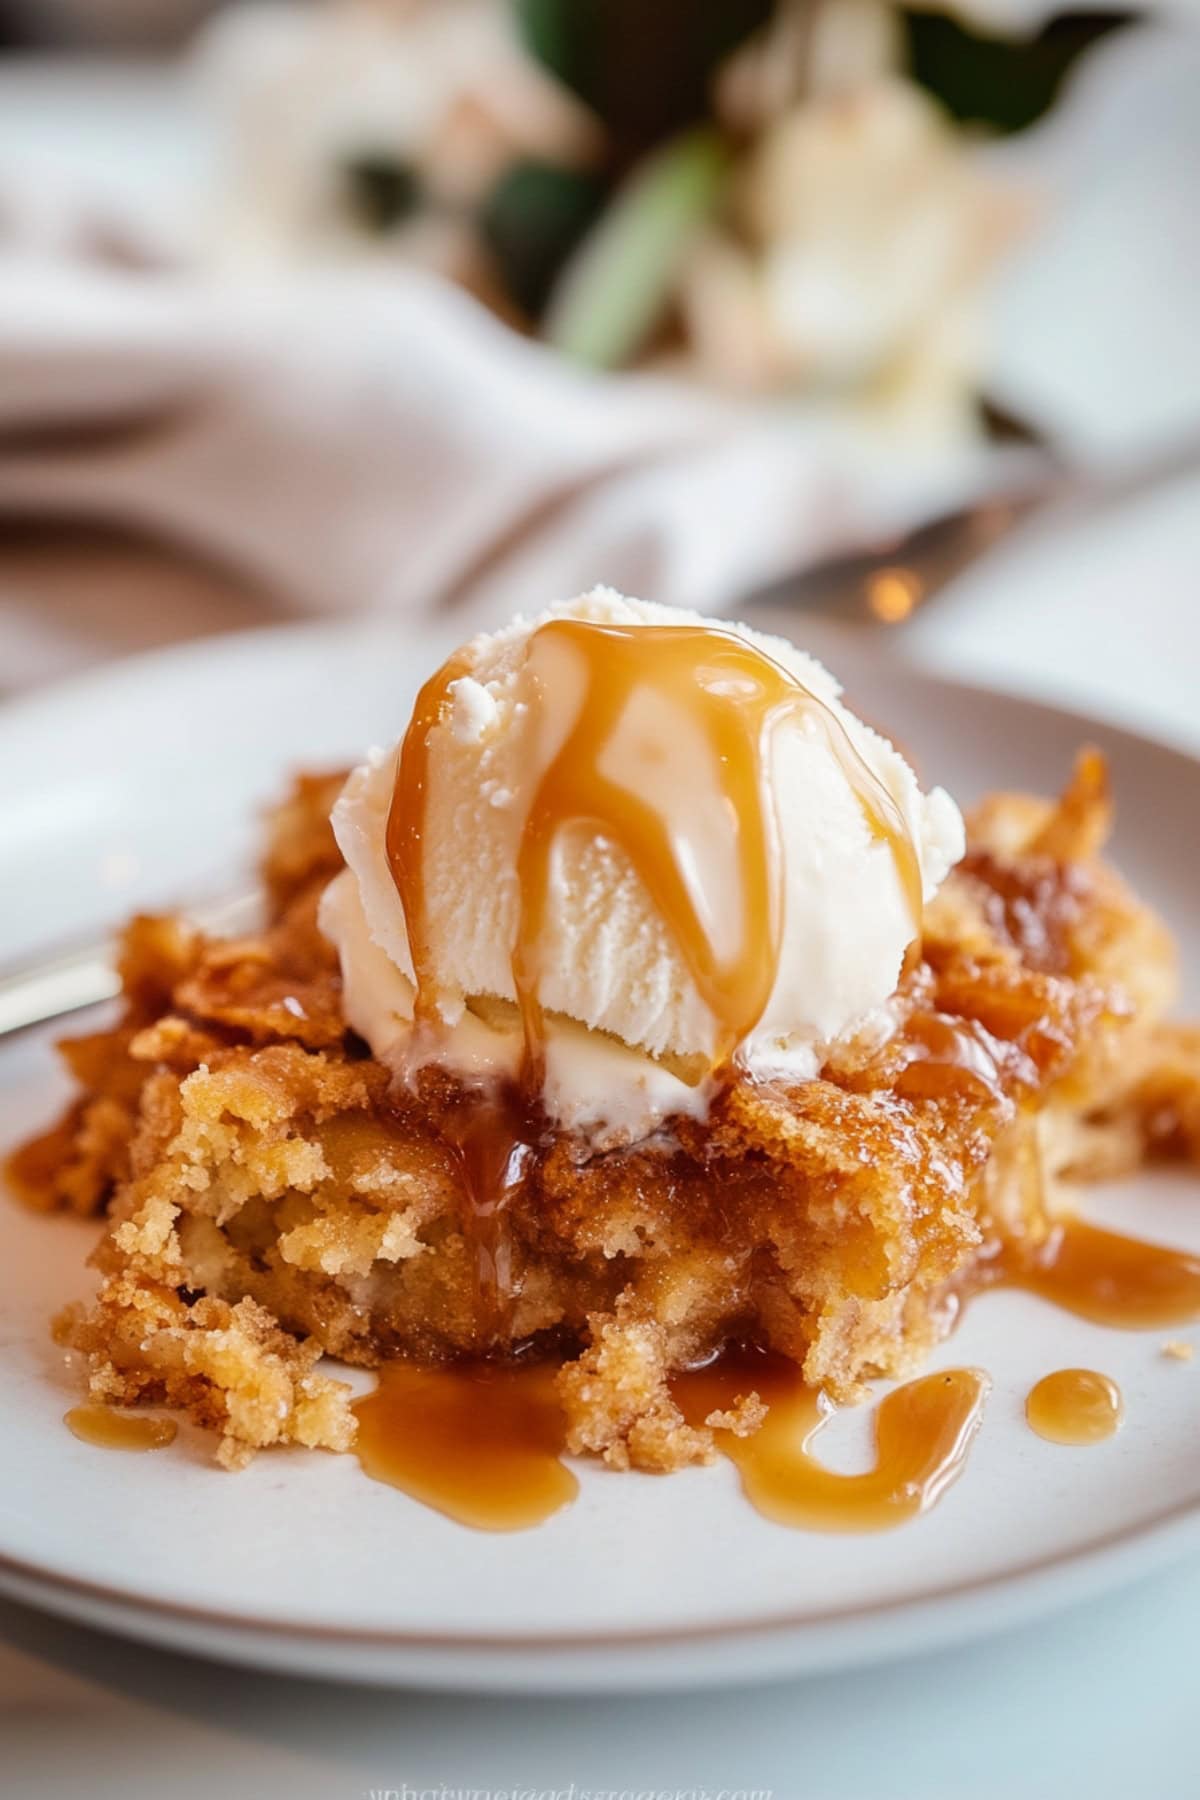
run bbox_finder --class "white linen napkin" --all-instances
[0,248,996,641]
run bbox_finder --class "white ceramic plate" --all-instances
[3,615,1200,1694]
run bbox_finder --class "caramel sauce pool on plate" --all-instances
[65,1405,177,1452]
[352,1361,578,1532]
[350,1354,988,1535]
[1003,1217,1200,1329]
[673,1357,990,1533]
[1025,1369,1124,1446]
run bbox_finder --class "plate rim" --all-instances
[3,1484,1200,1658]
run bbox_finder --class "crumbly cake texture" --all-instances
[10,755,1200,1473]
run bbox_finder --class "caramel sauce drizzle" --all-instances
[1025,1368,1123,1446]
[352,1352,986,1533]
[352,1360,578,1531]
[386,647,472,1028]
[993,1217,1200,1330]
[894,1010,1012,1107]
[384,622,922,1321]
[673,1355,989,1532]
[65,1405,177,1453]
[388,622,921,1071]
[436,1088,538,1340]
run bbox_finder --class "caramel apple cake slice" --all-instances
[9,595,1199,1479]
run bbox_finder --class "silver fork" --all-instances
[0,889,261,1038]
[747,428,1200,621]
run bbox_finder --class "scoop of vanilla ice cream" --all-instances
[319,588,964,1139]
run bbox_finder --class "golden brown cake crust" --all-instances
[10,753,1200,1473]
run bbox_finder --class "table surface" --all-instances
[3,57,1200,1787]
[4,1555,1200,1800]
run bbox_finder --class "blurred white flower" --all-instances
[717,0,902,129]
[195,0,597,276]
[677,77,1027,437]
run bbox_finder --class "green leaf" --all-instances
[903,8,1131,136]
[515,0,594,92]
[480,161,608,321]
[544,129,729,369]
